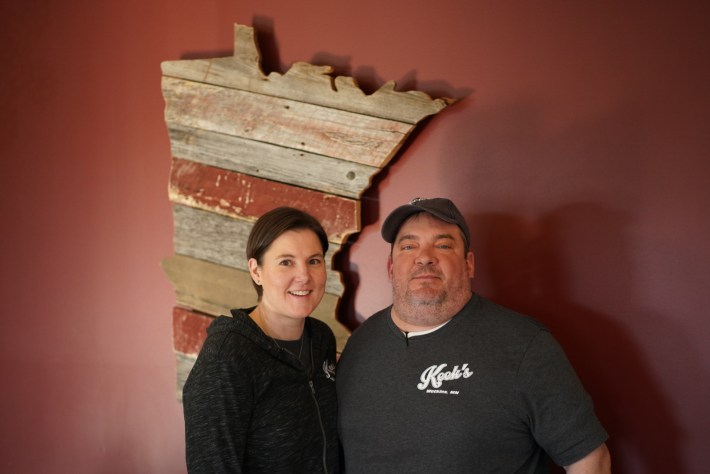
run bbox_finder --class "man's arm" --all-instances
[564,443,611,473]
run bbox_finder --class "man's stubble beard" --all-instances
[391,270,472,328]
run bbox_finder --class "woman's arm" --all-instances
[183,354,253,473]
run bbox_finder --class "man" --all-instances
[337,197,610,473]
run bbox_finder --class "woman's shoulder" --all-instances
[306,317,338,355]
[199,312,267,359]
[307,316,335,335]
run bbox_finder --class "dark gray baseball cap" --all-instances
[381,197,470,250]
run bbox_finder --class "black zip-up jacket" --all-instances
[183,308,340,473]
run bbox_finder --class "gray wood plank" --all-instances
[163,77,413,167]
[161,24,452,125]
[172,204,344,296]
[167,123,378,199]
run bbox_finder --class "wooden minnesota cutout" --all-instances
[161,24,452,399]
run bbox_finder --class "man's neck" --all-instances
[390,294,472,333]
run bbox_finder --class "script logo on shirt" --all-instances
[417,363,473,394]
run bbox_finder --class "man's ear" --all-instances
[248,258,261,285]
[466,251,475,279]
[387,254,394,281]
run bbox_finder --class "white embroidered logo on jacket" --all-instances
[323,360,336,381]
[417,363,474,390]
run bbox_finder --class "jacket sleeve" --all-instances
[182,345,253,473]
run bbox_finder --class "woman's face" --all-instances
[248,229,327,322]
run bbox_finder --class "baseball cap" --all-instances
[381,197,470,250]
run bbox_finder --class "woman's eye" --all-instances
[279,260,292,266]
[309,258,323,265]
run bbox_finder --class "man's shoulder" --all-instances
[354,304,387,323]
[463,294,548,337]
[359,305,392,326]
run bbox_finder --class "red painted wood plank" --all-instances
[172,306,213,355]
[168,158,360,243]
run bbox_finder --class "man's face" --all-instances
[387,213,474,325]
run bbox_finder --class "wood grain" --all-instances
[162,24,454,398]
[166,123,376,199]
[175,352,196,402]
[164,258,350,352]
[171,204,344,296]
[161,24,452,125]
[168,158,359,244]
[173,306,213,355]
[163,76,412,168]
[162,254,257,317]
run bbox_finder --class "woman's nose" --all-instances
[295,262,311,280]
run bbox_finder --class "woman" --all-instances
[182,207,340,473]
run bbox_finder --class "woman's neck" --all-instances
[251,304,305,341]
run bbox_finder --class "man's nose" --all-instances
[415,246,437,265]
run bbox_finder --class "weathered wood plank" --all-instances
[168,158,359,244]
[162,254,258,317]
[167,123,376,199]
[161,24,452,124]
[163,256,351,352]
[163,76,413,168]
[172,204,345,296]
[173,306,213,356]
[162,24,455,400]
[175,352,197,402]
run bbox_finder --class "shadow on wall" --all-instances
[431,85,707,471]
[471,204,685,473]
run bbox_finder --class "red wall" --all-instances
[1,1,708,473]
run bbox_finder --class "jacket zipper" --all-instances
[306,331,328,474]
[308,379,328,473]
[276,324,329,473]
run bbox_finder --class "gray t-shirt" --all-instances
[337,294,608,473]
